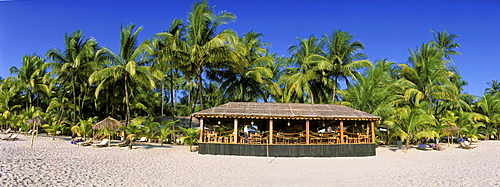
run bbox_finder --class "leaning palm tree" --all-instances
[89,24,158,127]
[179,127,200,152]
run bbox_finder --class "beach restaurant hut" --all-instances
[192,102,381,157]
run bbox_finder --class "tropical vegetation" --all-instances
[0,1,498,149]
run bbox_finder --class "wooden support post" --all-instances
[371,121,375,143]
[340,121,344,144]
[305,120,310,144]
[198,118,204,143]
[269,119,274,144]
[234,118,238,143]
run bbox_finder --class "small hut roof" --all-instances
[93,117,123,130]
[192,102,381,121]
[25,116,46,126]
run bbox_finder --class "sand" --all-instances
[1,134,499,187]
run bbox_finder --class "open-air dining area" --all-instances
[193,102,381,157]
[200,119,374,145]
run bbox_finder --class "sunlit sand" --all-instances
[1,134,498,186]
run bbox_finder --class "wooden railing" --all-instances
[202,130,371,144]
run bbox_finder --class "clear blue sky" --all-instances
[1,0,499,97]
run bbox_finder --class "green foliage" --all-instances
[1,0,499,147]
[179,127,200,152]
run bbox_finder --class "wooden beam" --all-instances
[371,121,375,143]
[269,119,274,144]
[340,121,344,144]
[305,120,310,145]
[199,118,204,143]
[233,118,238,143]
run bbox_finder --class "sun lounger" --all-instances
[417,143,432,151]
[77,139,93,146]
[460,141,477,149]
[91,139,109,147]
[111,139,130,147]
[429,144,445,151]
[2,134,19,141]
[0,129,12,134]
[136,137,147,142]
[20,130,33,135]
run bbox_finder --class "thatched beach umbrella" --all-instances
[443,125,461,146]
[93,117,123,147]
[93,117,122,130]
[26,116,46,127]
[26,116,46,148]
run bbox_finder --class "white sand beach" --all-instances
[1,134,499,186]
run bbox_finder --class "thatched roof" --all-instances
[192,102,381,121]
[93,117,123,130]
[25,116,46,126]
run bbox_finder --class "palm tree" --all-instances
[475,94,500,140]
[121,117,143,149]
[384,105,435,152]
[179,127,200,152]
[485,80,500,95]
[71,116,96,140]
[153,18,185,118]
[89,24,157,127]
[397,42,457,111]
[6,54,49,111]
[280,35,326,103]
[430,30,461,62]
[218,31,274,102]
[168,0,238,111]
[318,30,371,103]
[46,31,99,126]
[340,59,397,119]
[0,90,22,128]
[157,119,179,146]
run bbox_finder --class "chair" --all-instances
[111,139,130,147]
[91,139,109,147]
[21,130,33,135]
[251,134,262,144]
[429,144,445,151]
[417,143,432,151]
[77,139,93,146]
[460,142,477,149]
[0,129,12,134]
[2,134,19,141]
[136,137,147,142]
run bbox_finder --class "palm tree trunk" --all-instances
[72,77,77,127]
[161,81,165,116]
[197,67,204,110]
[124,75,131,127]
[332,77,338,104]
